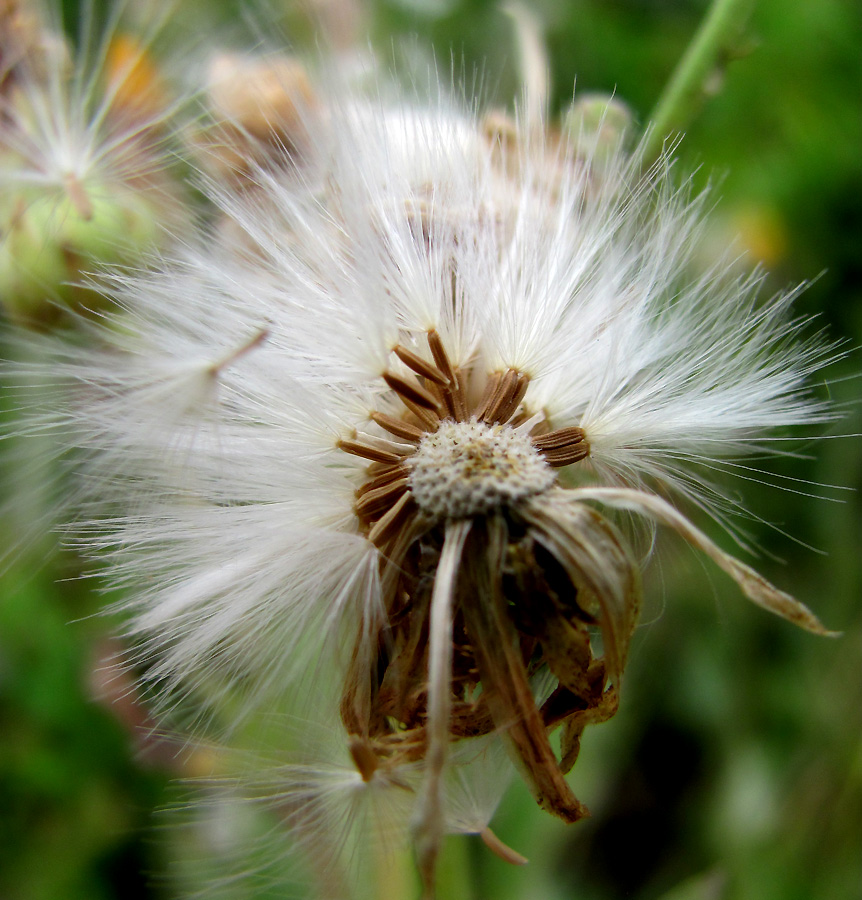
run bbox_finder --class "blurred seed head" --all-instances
[0,1,189,324]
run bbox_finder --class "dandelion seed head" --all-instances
[5,38,841,896]
[1,11,172,194]
[0,1,189,320]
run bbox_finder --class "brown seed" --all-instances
[531,426,586,450]
[355,477,410,519]
[393,344,449,385]
[337,438,403,465]
[368,491,416,546]
[357,470,409,500]
[482,369,519,423]
[426,330,457,384]
[540,444,590,467]
[493,372,530,425]
[348,737,380,782]
[399,396,440,431]
[371,411,425,442]
[473,371,502,421]
[383,371,441,413]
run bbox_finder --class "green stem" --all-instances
[643,0,756,162]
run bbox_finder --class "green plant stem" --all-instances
[643,0,756,162]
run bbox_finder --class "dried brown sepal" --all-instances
[460,516,590,823]
[537,613,602,707]
[376,514,432,600]
[559,718,584,775]
[377,588,432,723]
[504,527,620,774]
[521,492,642,687]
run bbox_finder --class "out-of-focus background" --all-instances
[1,0,860,898]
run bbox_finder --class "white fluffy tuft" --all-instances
[11,56,834,722]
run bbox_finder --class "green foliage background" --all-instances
[1,1,860,898]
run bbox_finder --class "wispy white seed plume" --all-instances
[0,0,190,319]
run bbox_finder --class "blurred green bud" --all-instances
[563,93,634,161]
[0,204,68,322]
[0,183,161,324]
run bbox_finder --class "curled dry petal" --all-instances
[459,516,590,824]
[567,487,838,637]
